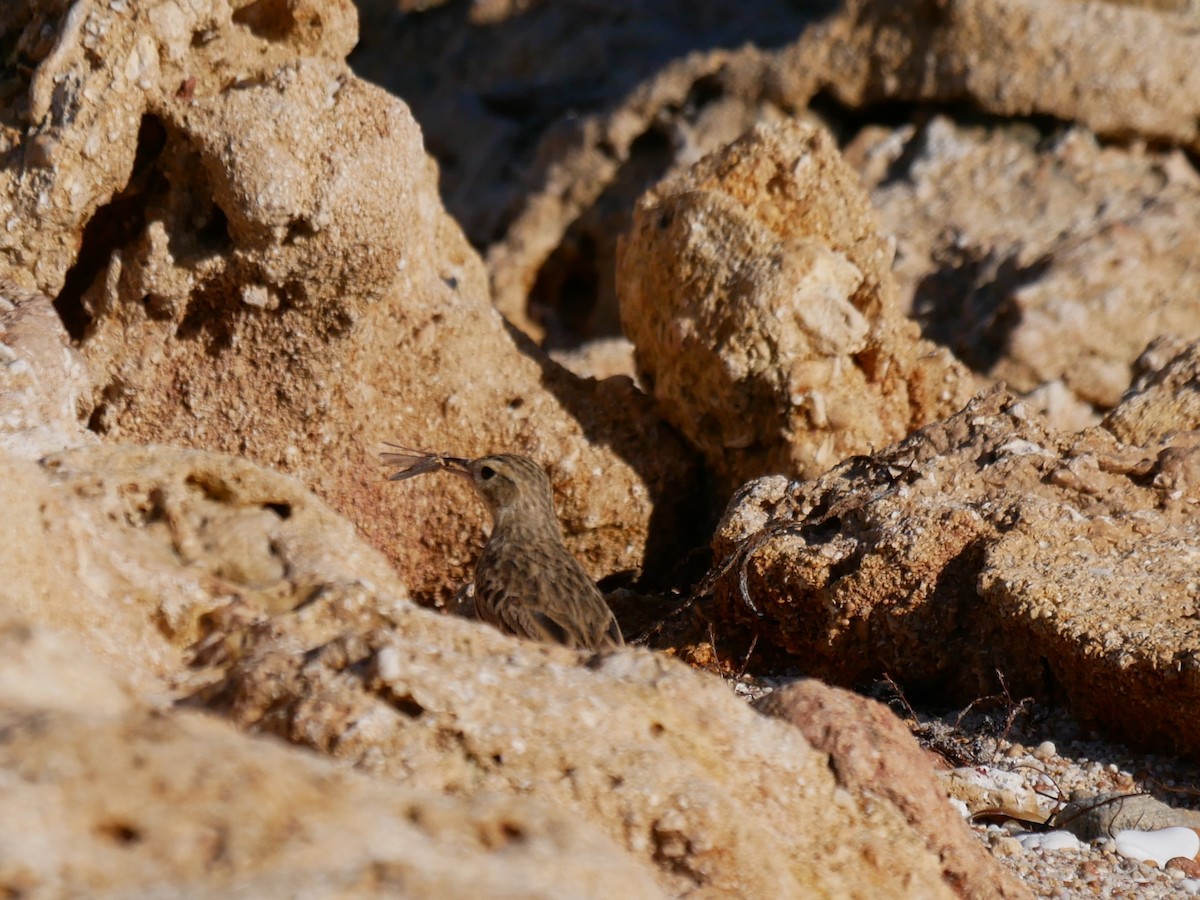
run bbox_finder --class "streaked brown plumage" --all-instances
[381,446,623,651]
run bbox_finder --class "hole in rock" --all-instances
[96,820,143,846]
[264,502,292,520]
[283,217,316,246]
[231,0,297,42]
[392,695,425,719]
[55,114,167,341]
[194,203,231,254]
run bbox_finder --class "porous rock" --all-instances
[756,679,1031,900]
[0,441,406,692]
[0,0,700,601]
[360,0,1200,366]
[813,0,1200,149]
[1104,338,1200,445]
[195,589,984,898]
[0,282,94,458]
[618,119,971,491]
[0,440,1015,897]
[856,117,1200,418]
[710,382,1200,753]
[0,616,665,899]
[351,0,816,340]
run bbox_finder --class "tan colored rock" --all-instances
[352,1,811,344]
[357,0,1200,363]
[0,439,1012,898]
[755,680,1032,900]
[977,510,1200,753]
[0,282,94,458]
[618,120,971,491]
[1104,339,1200,445]
[196,593,978,898]
[0,442,408,692]
[941,768,1046,826]
[0,618,666,899]
[709,385,1200,752]
[0,0,700,601]
[855,117,1200,415]
[813,0,1200,149]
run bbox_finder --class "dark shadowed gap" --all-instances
[54,114,167,341]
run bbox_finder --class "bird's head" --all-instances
[450,454,558,531]
[382,446,559,533]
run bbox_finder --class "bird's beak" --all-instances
[381,445,472,482]
[439,457,474,480]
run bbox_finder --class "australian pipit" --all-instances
[381,446,624,651]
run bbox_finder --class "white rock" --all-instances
[1114,827,1200,868]
[1016,830,1080,852]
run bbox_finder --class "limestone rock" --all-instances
[857,117,1200,417]
[0,282,94,458]
[814,0,1200,149]
[709,386,1200,752]
[0,442,408,692]
[0,618,666,899]
[756,680,1031,900]
[356,0,1200,370]
[351,0,815,341]
[0,439,1013,897]
[1104,339,1200,445]
[0,0,701,601]
[194,590,978,898]
[618,120,971,491]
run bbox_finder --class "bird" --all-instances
[381,446,624,651]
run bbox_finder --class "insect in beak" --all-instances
[380,444,471,481]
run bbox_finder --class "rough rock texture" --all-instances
[942,767,1046,825]
[0,616,667,899]
[0,442,407,692]
[709,381,1200,753]
[756,680,1031,900]
[811,0,1200,148]
[1104,338,1200,445]
[0,438,1017,897]
[0,282,95,458]
[351,0,1200,354]
[0,0,701,600]
[195,592,980,898]
[351,0,817,340]
[855,117,1200,418]
[618,120,972,491]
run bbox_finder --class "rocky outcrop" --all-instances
[10,0,1200,895]
[359,0,1200,423]
[856,117,1200,423]
[0,0,701,602]
[0,615,667,899]
[0,436,1022,897]
[708,366,1200,753]
[618,120,971,491]
[757,680,1030,900]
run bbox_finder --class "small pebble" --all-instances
[1017,831,1081,853]
[1033,740,1057,761]
[990,835,1025,858]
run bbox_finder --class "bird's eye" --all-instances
[479,465,496,480]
